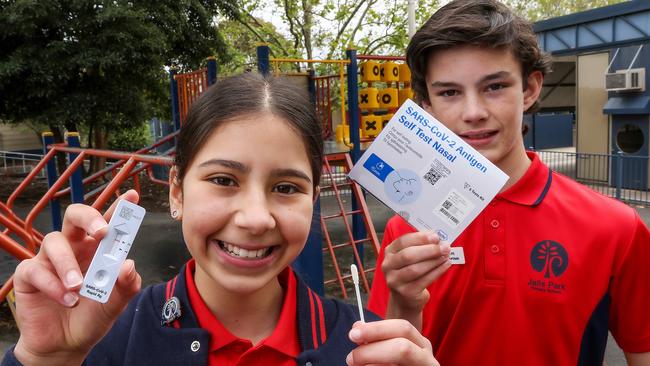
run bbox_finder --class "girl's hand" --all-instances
[12,190,142,366]
[346,320,439,366]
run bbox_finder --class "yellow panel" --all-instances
[398,88,414,106]
[381,62,399,82]
[379,88,398,109]
[361,61,380,82]
[382,113,394,129]
[362,114,382,137]
[577,52,609,182]
[359,87,380,109]
[398,64,411,83]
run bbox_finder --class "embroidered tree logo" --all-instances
[530,240,569,278]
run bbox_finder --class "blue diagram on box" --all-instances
[363,153,422,204]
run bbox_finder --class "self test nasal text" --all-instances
[80,200,146,303]
[348,100,509,257]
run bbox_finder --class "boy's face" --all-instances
[422,45,542,175]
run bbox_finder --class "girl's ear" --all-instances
[312,186,321,204]
[169,166,183,220]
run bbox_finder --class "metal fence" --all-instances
[0,151,45,178]
[536,150,650,205]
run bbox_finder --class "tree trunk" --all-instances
[92,128,109,175]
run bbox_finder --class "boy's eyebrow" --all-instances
[271,168,312,184]
[197,159,249,172]
[430,71,512,88]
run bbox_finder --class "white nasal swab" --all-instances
[350,264,365,322]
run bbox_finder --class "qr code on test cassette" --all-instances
[119,206,133,220]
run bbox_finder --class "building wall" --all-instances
[0,123,42,152]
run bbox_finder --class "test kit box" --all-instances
[349,99,508,244]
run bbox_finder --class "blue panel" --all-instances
[589,19,614,42]
[610,116,648,190]
[533,113,574,150]
[604,96,650,115]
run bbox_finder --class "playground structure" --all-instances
[6,0,650,307]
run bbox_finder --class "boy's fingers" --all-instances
[61,204,108,243]
[14,260,79,307]
[387,232,440,253]
[383,244,449,273]
[347,337,434,366]
[101,190,140,222]
[40,232,83,290]
[386,255,450,285]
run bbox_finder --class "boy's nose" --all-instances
[461,94,489,123]
[233,190,276,235]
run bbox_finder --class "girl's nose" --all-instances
[233,190,276,235]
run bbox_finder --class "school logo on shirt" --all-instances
[527,240,569,294]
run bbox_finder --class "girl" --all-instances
[3,73,438,366]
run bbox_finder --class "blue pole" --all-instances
[207,57,218,86]
[308,69,317,106]
[345,48,366,265]
[616,150,623,200]
[257,44,271,75]
[66,132,84,204]
[42,132,62,231]
[293,198,325,295]
[169,67,181,132]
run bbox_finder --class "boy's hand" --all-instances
[346,320,439,366]
[12,190,142,366]
[381,232,451,328]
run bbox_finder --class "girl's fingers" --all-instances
[101,260,142,320]
[100,190,140,222]
[40,231,84,290]
[349,319,431,349]
[61,204,108,243]
[14,259,78,307]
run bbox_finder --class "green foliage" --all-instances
[0,0,238,148]
[107,121,152,152]
[504,0,627,21]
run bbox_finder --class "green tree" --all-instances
[504,0,627,21]
[0,0,237,172]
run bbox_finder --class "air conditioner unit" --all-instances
[605,68,645,92]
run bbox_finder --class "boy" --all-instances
[368,0,650,364]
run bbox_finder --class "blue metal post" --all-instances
[346,48,366,264]
[257,44,271,75]
[42,132,62,231]
[206,57,218,86]
[616,150,623,200]
[308,69,317,106]
[169,67,181,132]
[66,132,84,204]
[293,198,325,295]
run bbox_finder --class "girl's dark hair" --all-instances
[407,0,552,112]
[174,72,323,188]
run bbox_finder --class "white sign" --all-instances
[348,99,508,245]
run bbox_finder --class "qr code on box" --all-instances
[423,159,451,187]
[119,206,133,220]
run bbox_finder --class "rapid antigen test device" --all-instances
[80,200,145,303]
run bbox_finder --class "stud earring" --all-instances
[171,209,179,219]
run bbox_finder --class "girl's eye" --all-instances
[211,176,237,187]
[273,184,299,195]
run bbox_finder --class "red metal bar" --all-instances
[6,147,59,210]
[24,151,88,251]
[0,232,34,261]
[92,158,137,211]
[0,276,14,305]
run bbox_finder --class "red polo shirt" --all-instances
[185,260,301,366]
[369,152,650,365]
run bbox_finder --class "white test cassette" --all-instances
[80,200,146,303]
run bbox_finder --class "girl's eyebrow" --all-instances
[271,168,312,184]
[197,159,249,172]
[196,159,312,183]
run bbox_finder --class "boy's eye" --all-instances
[211,176,237,187]
[486,83,506,92]
[438,89,458,97]
[273,184,299,194]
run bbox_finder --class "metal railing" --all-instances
[536,150,650,204]
[0,151,45,177]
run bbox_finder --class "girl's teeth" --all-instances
[221,242,270,259]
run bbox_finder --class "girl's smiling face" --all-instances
[169,113,316,296]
